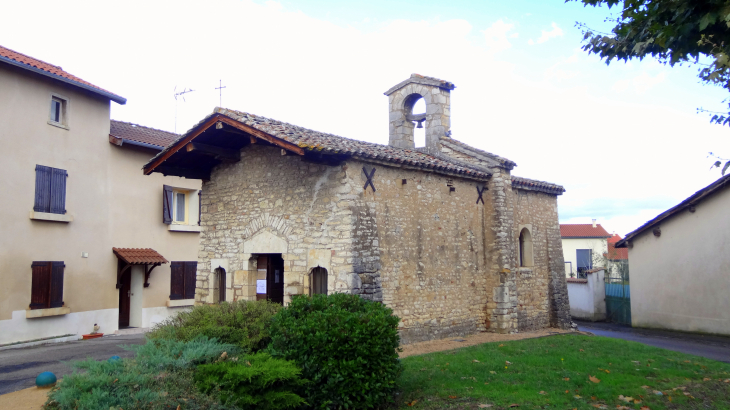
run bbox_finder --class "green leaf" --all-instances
[699,13,716,31]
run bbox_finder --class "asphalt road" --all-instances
[0,334,146,395]
[577,320,730,363]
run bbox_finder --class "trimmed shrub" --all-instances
[196,352,307,410]
[148,300,281,352]
[268,294,402,409]
[44,336,237,410]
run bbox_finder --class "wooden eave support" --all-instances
[186,142,240,162]
[144,263,162,288]
[144,114,304,176]
[116,261,132,289]
[157,165,210,180]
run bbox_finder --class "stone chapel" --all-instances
[143,74,571,343]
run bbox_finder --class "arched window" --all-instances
[214,267,226,303]
[519,228,534,267]
[311,267,328,295]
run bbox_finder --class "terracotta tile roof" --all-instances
[110,120,179,149]
[440,136,517,169]
[616,173,730,248]
[0,44,125,104]
[512,176,565,195]
[113,248,168,265]
[607,237,628,260]
[560,224,611,238]
[146,107,493,180]
[384,73,456,96]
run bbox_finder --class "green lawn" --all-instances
[397,334,730,410]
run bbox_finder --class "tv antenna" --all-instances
[215,80,226,107]
[174,86,195,133]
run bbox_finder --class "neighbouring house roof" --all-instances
[0,45,126,104]
[606,234,628,260]
[560,224,611,238]
[384,73,456,96]
[112,248,168,265]
[512,176,565,196]
[110,120,179,150]
[615,173,730,248]
[144,107,494,181]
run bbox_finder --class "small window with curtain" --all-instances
[30,261,65,310]
[310,267,328,295]
[170,261,197,300]
[34,165,68,214]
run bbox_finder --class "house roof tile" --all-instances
[512,176,565,195]
[146,107,493,180]
[0,44,125,104]
[110,120,179,149]
[112,248,168,265]
[560,224,611,238]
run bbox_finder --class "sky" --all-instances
[2,0,729,236]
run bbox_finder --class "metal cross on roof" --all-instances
[215,79,226,107]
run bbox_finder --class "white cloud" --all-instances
[482,19,517,53]
[532,22,564,45]
[613,71,667,94]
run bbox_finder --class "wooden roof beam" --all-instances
[186,142,240,162]
[218,116,305,156]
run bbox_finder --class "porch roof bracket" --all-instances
[116,262,132,289]
[144,263,162,288]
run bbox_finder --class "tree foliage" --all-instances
[570,0,730,172]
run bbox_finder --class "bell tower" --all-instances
[384,74,455,154]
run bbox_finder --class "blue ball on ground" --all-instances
[108,355,121,362]
[36,371,57,387]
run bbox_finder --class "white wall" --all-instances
[567,269,605,321]
[562,237,607,277]
[629,187,730,335]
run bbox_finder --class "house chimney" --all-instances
[592,219,597,228]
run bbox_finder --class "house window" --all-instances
[311,267,328,295]
[163,185,199,227]
[518,228,533,267]
[576,249,592,276]
[170,261,197,300]
[34,165,68,214]
[30,261,65,310]
[48,94,69,128]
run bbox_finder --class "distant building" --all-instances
[616,174,730,335]
[606,233,629,281]
[560,222,611,277]
[0,45,200,345]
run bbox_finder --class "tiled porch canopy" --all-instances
[112,247,168,288]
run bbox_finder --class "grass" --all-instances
[397,334,730,410]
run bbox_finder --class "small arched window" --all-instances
[311,267,328,295]
[215,267,226,303]
[519,228,534,267]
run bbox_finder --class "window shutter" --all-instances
[49,168,68,214]
[49,262,65,308]
[184,262,197,299]
[170,262,184,300]
[34,165,52,212]
[198,190,202,226]
[30,262,52,309]
[163,185,173,225]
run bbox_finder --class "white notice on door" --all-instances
[256,280,267,294]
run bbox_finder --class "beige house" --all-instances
[615,174,730,335]
[560,222,610,277]
[0,45,200,345]
[143,74,572,343]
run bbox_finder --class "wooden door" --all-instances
[267,255,284,304]
[118,270,131,328]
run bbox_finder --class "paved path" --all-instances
[577,320,730,363]
[0,334,145,395]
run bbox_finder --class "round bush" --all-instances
[268,293,402,409]
[148,300,281,353]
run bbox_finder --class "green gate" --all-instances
[605,279,631,325]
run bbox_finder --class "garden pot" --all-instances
[82,333,104,340]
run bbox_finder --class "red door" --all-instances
[118,270,131,328]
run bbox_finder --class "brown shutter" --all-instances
[170,262,184,300]
[30,262,52,309]
[49,168,68,214]
[163,185,173,224]
[49,262,65,308]
[34,165,52,212]
[198,190,202,226]
[184,262,197,299]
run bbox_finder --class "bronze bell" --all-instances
[416,121,424,129]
